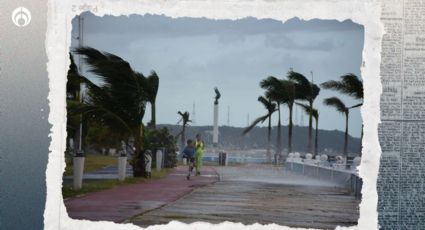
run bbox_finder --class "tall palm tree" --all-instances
[288,71,320,154]
[71,46,151,177]
[321,73,363,155]
[146,71,159,129]
[323,97,362,157]
[296,103,319,156]
[177,111,191,151]
[260,77,295,158]
[283,80,296,154]
[242,96,277,163]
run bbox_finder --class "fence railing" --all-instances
[285,161,362,200]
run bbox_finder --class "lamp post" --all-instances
[73,15,85,190]
[213,87,221,147]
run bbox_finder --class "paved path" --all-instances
[64,166,218,222]
[130,165,359,229]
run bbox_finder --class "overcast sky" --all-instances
[71,13,364,137]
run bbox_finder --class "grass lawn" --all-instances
[62,168,172,199]
[63,154,118,176]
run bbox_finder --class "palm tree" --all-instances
[283,79,296,154]
[71,47,151,177]
[323,97,361,156]
[146,71,159,129]
[260,77,295,158]
[296,103,319,156]
[177,111,191,151]
[321,73,363,154]
[242,96,277,163]
[287,71,320,154]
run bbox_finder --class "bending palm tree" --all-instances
[242,96,276,163]
[323,97,361,157]
[288,71,320,154]
[321,73,363,155]
[177,111,191,151]
[260,77,295,159]
[146,71,159,129]
[71,47,151,177]
[283,79,296,154]
[296,103,319,156]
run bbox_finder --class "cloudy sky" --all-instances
[71,13,364,137]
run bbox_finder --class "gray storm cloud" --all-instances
[72,13,364,137]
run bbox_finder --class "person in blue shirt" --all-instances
[182,139,195,180]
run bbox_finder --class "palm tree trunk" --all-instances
[267,115,272,163]
[277,104,282,157]
[132,125,146,177]
[288,103,293,154]
[151,101,156,129]
[308,101,313,153]
[314,118,319,157]
[344,111,349,157]
[181,124,186,151]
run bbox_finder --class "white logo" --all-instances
[12,7,31,27]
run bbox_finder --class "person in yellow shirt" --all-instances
[194,133,205,176]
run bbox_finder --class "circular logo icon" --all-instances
[12,7,31,27]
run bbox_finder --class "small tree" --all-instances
[242,96,276,163]
[177,111,191,151]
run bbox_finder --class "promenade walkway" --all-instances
[130,165,359,229]
[65,165,359,229]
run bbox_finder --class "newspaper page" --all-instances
[378,0,425,228]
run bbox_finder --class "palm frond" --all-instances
[296,102,318,120]
[287,70,320,101]
[71,46,149,134]
[321,73,363,100]
[241,114,269,136]
[258,96,277,114]
[323,97,347,113]
[146,71,159,103]
[260,77,296,104]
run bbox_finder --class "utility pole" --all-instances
[227,105,230,126]
[192,102,196,125]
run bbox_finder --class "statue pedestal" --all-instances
[213,103,219,144]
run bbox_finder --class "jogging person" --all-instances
[182,139,195,180]
[194,134,205,176]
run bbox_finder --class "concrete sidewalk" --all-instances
[64,166,219,223]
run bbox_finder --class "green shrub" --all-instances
[144,127,178,168]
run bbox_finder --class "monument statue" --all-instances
[214,87,221,104]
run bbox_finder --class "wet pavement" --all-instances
[130,165,359,229]
[64,166,218,222]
